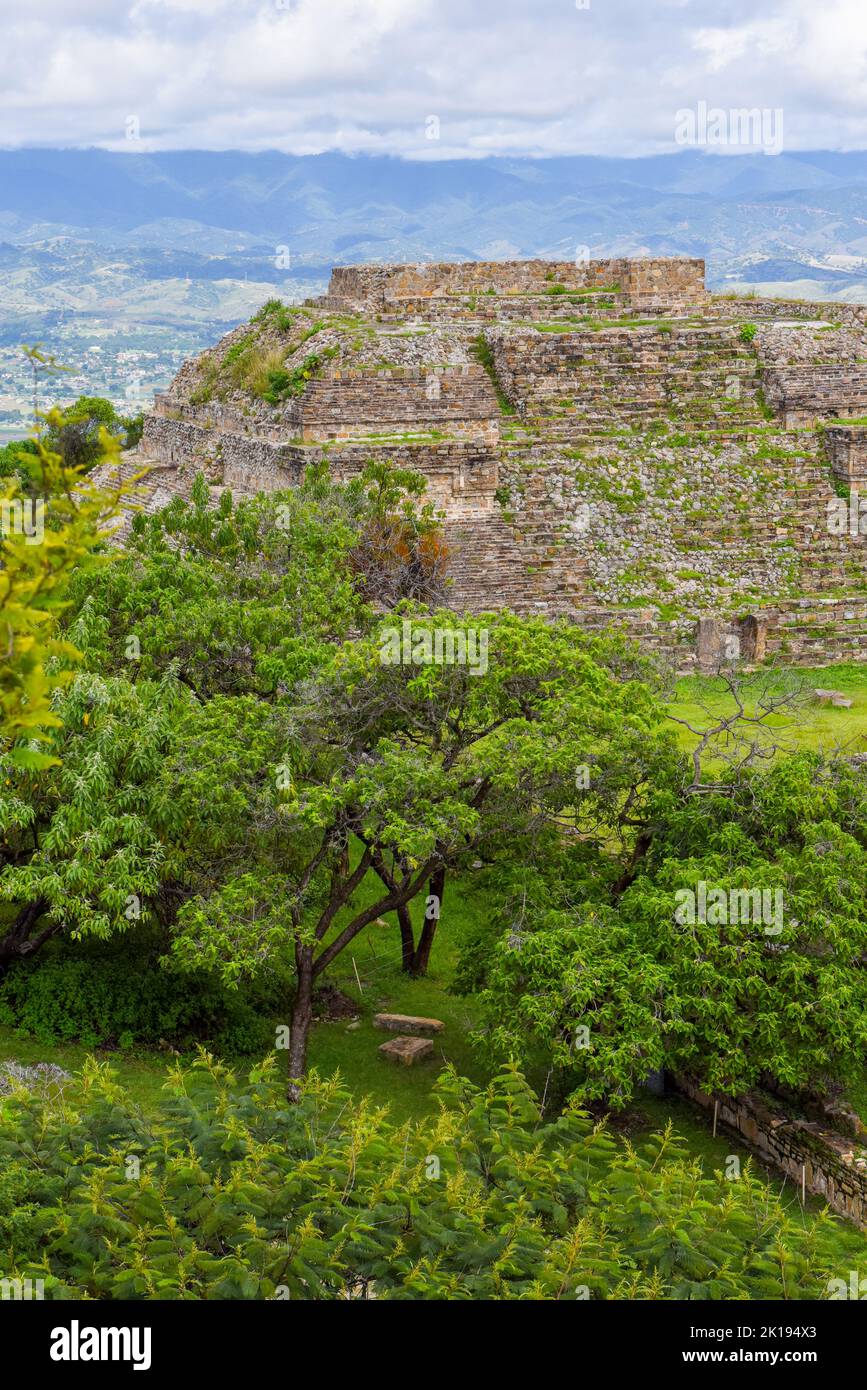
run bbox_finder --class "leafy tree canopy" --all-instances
[466,753,867,1105]
[0,414,124,766]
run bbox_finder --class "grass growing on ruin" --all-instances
[470,334,516,415]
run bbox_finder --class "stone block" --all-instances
[374,1012,444,1036]
[378,1035,434,1065]
[814,688,853,707]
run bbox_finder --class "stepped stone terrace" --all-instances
[99,256,867,671]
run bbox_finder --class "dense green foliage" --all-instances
[0,1054,855,1301]
[0,437,38,484]
[462,752,867,1104]
[0,940,275,1053]
[3,454,867,1114]
[5,371,867,1303]
[44,396,142,470]
[0,410,125,766]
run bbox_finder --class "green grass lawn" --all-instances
[0,1029,172,1109]
[668,662,867,757]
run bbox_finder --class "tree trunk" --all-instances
[287,949,314,1102]
[0,900,50,977]
[396,903,416,973]
[408,866,445,976]
[610,832,653,900]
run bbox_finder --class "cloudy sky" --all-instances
[0,0,865,158]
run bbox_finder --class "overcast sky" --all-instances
[0,0,864,158]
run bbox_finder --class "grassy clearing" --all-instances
[0,868,491,1122]
[0,1030,172,1109]
[299,869,491,1123]
[2,861,865,1253]
[668,663,867,757]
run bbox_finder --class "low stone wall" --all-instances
[370,290,627,324]
[140,414,499,519]
[676,1075,867,1228]
[142,414,306,489]
[323,256,706,313]
[618,256,707,309]
[712,296,867,328]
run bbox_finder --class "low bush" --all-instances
[0,1057,856,1300]
[0,938,278,1054]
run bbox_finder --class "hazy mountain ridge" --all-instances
[2,147,867,431]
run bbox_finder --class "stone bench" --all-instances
[814,688,853,707]
[374,1012,445,1036]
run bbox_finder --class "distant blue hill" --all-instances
[2,147,867,284]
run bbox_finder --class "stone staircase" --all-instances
[489,324,771,444]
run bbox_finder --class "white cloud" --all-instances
[0,0,864,156]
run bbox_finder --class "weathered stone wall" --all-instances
[323,256,706,313]
[293,440,498,518]
[618,257,708,309]
[294,365,498,441]
[142,414,305,491]
[150,368,499,445]
[762,365,867,427]
[130,258,867,671]
[141,413,499,520]
[712,295,867,330]
[488,324,761,429]
[823,425,867,489]
[676,1074,867,1228]
[327,259,619,306]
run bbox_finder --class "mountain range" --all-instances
[3,146,867,428]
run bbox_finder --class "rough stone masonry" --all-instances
[96,256,867,672]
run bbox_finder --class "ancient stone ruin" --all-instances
[677,1074,867,1228]
[100,255,867,670]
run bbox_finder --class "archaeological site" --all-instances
[103,255,867,671]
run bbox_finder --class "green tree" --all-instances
[45,396,138,471]
[0,412,124,764]
[168,609,669,1088]
[467,753,867,1105]
[0,672,190,969]
[68,460,444,699]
